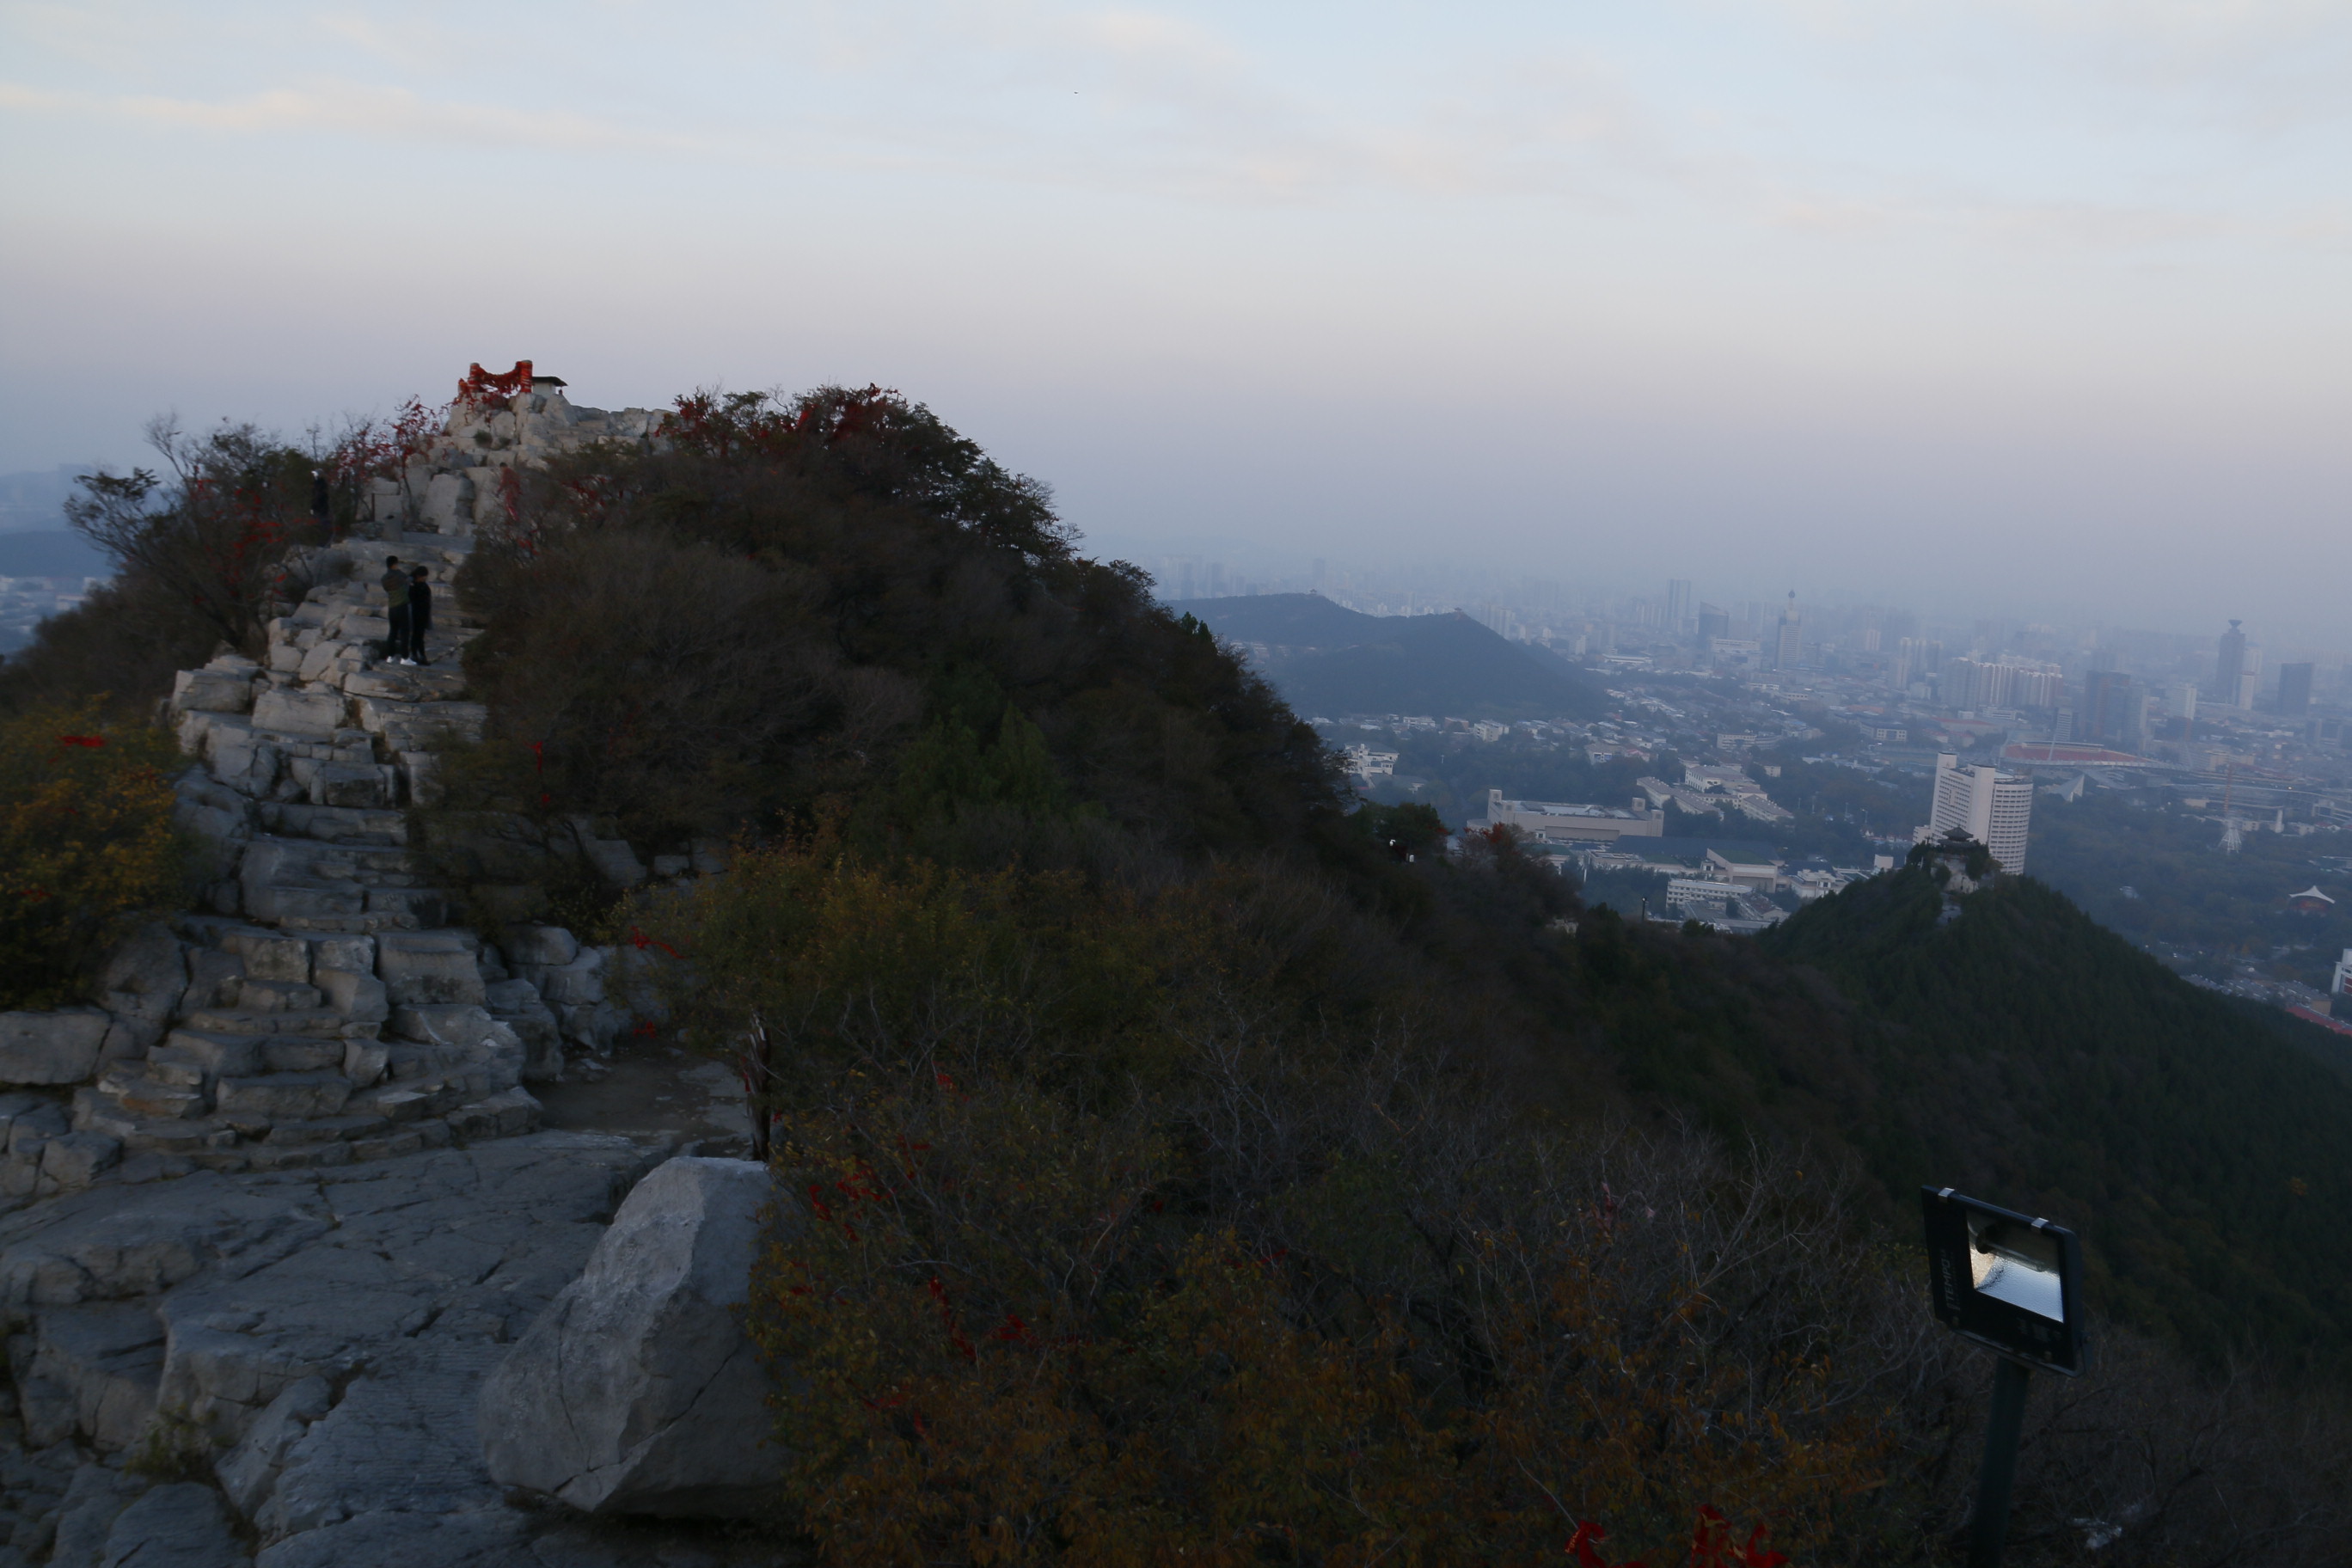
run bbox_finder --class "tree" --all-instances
[64,417,327,658]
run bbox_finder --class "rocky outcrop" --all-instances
[0,1131,681,1561]
[0,377,695,1210]
[0,374,786,1567]
[478,1157,779,1517]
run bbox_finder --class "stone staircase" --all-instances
[39,375,671,1188]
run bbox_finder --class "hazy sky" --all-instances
[3,2,2347,648]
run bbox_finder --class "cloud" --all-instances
[0,77,702,155]
[0,1,2333,249]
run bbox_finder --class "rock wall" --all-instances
[1,377,676,1207]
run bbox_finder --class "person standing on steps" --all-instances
[380,555,411,665]
[405,566,434,665]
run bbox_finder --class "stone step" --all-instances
[242,881,368,923]
[81,1078,204,1131]
[348,1080,462,1124]
[236,978,325,1013]
[342,666,470,705]
[247,1141,354,1173]
[364,887,450,924]
[254,802,409,846]
[162,1028,352,1079]
[180,1007,352,1040]
[144,1045,209,1087]
[351,695,488,749]
[274,910,423,934]
[298,761,401,811]
[447,1087,542,1142]
[265,1112,391,1146]
[190,923,315,980]
[243,835,424,881]
[123,1119,237,1155]
[215,1070,353,1123]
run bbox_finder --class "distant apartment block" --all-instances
[1914,752,2033,873]
[1703,849,1781,894]
[2279,662,2315,715]
[1485,788,1663,846]
[1666,878,1749,912]
[1344,744,1398,778]
[1939,657,2062,711]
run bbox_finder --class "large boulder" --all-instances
[1,1009,113,1085]
[477,1156,778,1516]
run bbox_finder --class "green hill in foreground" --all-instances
[1751,867,2352,1362]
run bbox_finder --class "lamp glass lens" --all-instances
[1967,1216,2064,1323]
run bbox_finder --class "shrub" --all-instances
[671,848,1908,1565]
[0,701,189,1008]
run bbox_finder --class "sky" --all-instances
[2,1,2347,649]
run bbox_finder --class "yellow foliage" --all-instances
[0,701,188,1008]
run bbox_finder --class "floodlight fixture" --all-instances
[1921,1186,2086,1376]
[1921,1186,2089,1568]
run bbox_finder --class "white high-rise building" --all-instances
[1916,752,2033,874]
[1665,578,1694,635]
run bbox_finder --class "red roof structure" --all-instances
[2289,1005,2352,1038]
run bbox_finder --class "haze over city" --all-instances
[3,1,2348,646]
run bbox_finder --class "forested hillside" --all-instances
[9,382,2349,1563]
[1759,869,2352,1363]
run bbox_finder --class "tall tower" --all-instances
[2279,662,2314,714]
[2216,621,2247,709]
[1665,579,1694,635]
[1773,592,1804,671]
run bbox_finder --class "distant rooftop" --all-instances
[1494,798,1644,821]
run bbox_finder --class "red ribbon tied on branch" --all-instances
[627,927,683,959]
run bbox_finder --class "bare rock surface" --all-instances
[95,1483,248,1568]
[1,1130,797,1566]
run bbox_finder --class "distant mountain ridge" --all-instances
[1168,592,1602,720]
[0,531,106,579]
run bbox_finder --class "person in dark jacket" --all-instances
[405,567,433,665]
[380,556,409,664]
